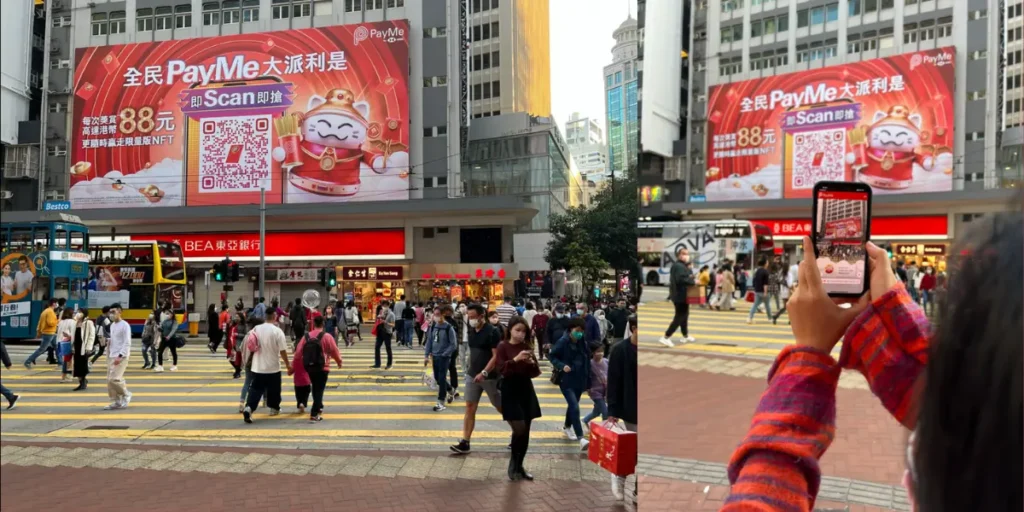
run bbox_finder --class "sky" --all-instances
[549,0,637,141]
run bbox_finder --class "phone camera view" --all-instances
[815,190,868,295]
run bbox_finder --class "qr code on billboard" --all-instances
[791,128,846,189]
[197,115,272,193]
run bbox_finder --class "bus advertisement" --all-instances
[638,220,775,286]
[88,240,187,333]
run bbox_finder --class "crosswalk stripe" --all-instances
[1,413,564,422]
[0,429,568,441]
[0,432,573,446]
[2,400,566,408]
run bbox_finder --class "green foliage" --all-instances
[564,241,608,300]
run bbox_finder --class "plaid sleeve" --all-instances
[838,283,930,429]
[724,345,839,512]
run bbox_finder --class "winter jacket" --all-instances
[424,322,458,359]
[606,338,637,424]
[549,333,592,391]
[669,261,696,302]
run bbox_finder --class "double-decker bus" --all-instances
[88,240,187,334]
[1,214,91,339]
[638,220,775,286]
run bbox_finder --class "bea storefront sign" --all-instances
[129,229,405,259]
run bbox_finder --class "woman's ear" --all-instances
[901,469,917,512]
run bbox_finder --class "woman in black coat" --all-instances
[207,304,222,353]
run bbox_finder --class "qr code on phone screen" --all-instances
[791,128,846,189]
[197,115,272,193]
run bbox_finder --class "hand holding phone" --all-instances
[788,236,870,353]
[811,181,872,297]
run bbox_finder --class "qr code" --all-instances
[790,128,846,189]
[197,115,272,193]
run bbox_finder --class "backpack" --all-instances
[303,332,326,375]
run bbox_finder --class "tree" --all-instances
[587,166,638,273]
[544,205,590,273]
[564,240,608,301]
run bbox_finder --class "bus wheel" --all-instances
[646,272,660,286]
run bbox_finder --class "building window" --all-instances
[970,9,987,20]
[968,90,986,101]
[797,9,808,28]
[473,25,481,41]
[203,2,221,25]
[491,21,499,38]
[482,82,491,99]
[606,75,612,87]
[473,54,481,70]
[615,71,622,83]
[345,0,362,12]
[49,101,68,113]
[881,0,894,8]
[778,14,788,32]
[293,1,312,17]
[52,15,71,27]
[762,17,775,35]
[864,0,878,13]
[810,6,824,25]
[904,23,918,44]
[826,3,838,22]
[491,81,500,98]
[472,0,480,12]
[849,0,861,15]
[242,0,260,21]
[387,0,406,7]
[721,23,742,43]
[272,0,290,19]
[492,51,499,67]
[109,12,124,35]
[482,52,490,69]
[137,8,154,31]
[173,5,191,29]
[223,1,241,24]
[92,13,108,36]
[751,19,763,37]
[367,0,383,9]
[473,83,482,99]
[722,0,743,13]
[936,16,952,38]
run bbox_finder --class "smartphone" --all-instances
[811,181,871,297]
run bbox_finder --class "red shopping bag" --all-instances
[587,420,637,477]
[371,320,380,336]
[745,290,755,303]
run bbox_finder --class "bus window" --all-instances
[158,242,185,280]
[32,227,49,253]
[32,273,48,301]
[129,285,155,310]
[9,229,31,253]
[54,229,68,249]
[158,284,185,312]
[640,252,661,267]
[70,231,85,251]
[70,278,86,302]
[54,277,70,300]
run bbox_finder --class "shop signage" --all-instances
[340,266,404,281]
[895,244,947,256]
[412,264,515,281]
[268,268,319,283]
[753,215,948,238]
[129,229,405,259]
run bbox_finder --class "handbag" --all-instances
[587,420,638,477]
[549,365,562,385]
[422,369,437,391]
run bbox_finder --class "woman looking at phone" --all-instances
[495,316,542,482]
[724,211,1022,512]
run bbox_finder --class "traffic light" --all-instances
[317,268,327,287]
[327,269,337,287]
[229,260,240,282]
[212,262,225,282]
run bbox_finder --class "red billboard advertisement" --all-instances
[705,48,955,201]
[70,22,410,209]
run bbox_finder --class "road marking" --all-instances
[0,428,568,440]
[0,412,564,422]
[4,400,566,408]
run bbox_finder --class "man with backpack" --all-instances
[424,308,458,412]
[291,314,343,422]
[242,309,291,424]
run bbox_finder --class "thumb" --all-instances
[840,293,871,325]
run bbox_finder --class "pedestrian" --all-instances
[496,297,517,327]
[660,247,696,347]
[768,258,784,312]
[522,302,538,329]
[344,301,361,345]
[140,312,158,370]
[450,304,503,455]
[207,304,222,353]
[401,296,417,348]
[496,316,542,481]
[371,299,396,370]
[605,297,629,348]
[532,308,551,360]
[412,302,425,346]
[919,266,936,316]
[487,309,505,340]
[56,308,76,382]
[905,261,919,303]
[735,264,748,299]
[251,296,267,321]
[227,312,249,379]
[324,305,339,342]
[724,219,1023,511]
[772,260,800,325]
[581,341,609,432]
[545,304,570,358]
[1,341,21,410]
[442,305,463,402]
[895,259,908,284]
[24,298,59,369]
[697,265,711,308]
[291,314,343,421]
[89,305,112,367]
[747,257,773,324]
[154,305,179,372]
[104,303,132,410]
[236,315,262,412]
[715,263,736,311]
[394,294,409,347]
[594,309,612,355]
[423,306,458,411]
[71,309,97,391]
[606,314,638,503]
[289,298,307,343]
[242,309,290,423]
[549,317,592,450]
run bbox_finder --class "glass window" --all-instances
[778,14,788,32]
[491,22,499,38]
[482,82,491,99]
[492,81,500,97]
[763,17,776,34]
[797,9,808,28]
[482,52,490,68]
[53,230,68,249]
[865,0,878,12]
[223,0,241,23]
[473,83,482,99]
[53,277,70,301]
[751,19,762,37]
[92,13,108,36]
[492,51,499,67]
[242,0,260,21]
[387,0,405,7]
[810,6,824,24]
[272,0,290,19]
[346,0,362,11]
[473,54,481,70]
[849,0,861,15]
[615,71,622,83]
[293,1,312,17]
[881,0,894,8]
[606,75,612,87]
[482,23,490,39]
[70,231,85,251]
[826,3,838,22]
[203,3,221,25]
[137,8,154,31]
[33,227,50,253]
[160,7,177,30]
[473,25,481,41]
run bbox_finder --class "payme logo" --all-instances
[910,51,953,70]
[354,25,406,45]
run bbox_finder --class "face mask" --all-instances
[571,331,583,341]
[512,330,526,341]
[681,255,690,263]
[576,309,584,316]
[468,319,479,328]
[555,312,564,319]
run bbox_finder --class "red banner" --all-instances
[705,48,955,201]
[129,229,405,259]
[754,215,947,238]
[70,22,410,209]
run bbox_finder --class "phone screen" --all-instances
[814,189,869,295]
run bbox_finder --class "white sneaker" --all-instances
[579,438,590,451]
[746,318,753,325]
[685,336,696,343]
[153,365,164,373]
[658,337,675,348]
[103,402,123,410]
[268,409,280,416]
[169,366,177,372]
[610,474,625,500]
[564,427,578,441]
[124,392,133,406]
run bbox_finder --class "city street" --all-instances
[637,286,911,512]
[0,336,630,511]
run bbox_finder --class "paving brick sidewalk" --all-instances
[0,443,628,512]
[640,365,909,487]
[639,476,897,512]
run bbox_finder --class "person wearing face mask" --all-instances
[443,305,464,401]
[70,309,97,391]
[606,314,638,503]
[660,247,697,347]
[487,310,505,340]
[424,307,458,412]
[532,308,551,360]
[495,316,542,481]
[450,304,503,455]
[918,265,936,316]
[605,298,629,349]
[545,304,571,356]
[549,317,592,450]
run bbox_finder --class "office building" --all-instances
[564,112,609,177]
[604,15,640,177]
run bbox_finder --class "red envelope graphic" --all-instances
[76,82,97,100]
[812,152,825,167]
[225,144,244,164]
[101,52,121,74]
[709,110,723,124]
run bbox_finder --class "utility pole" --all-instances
[37,0,54,209]
[258,186,266,299]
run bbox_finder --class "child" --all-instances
[581,341,609,431]
[226,313,246,379]
[140,313,158,370]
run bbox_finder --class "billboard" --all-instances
[70,22,410,209]
[705,47,955,201]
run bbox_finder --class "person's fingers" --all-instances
[839,293,871,325]
[800,236,824,294]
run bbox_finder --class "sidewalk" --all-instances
[0,443,628,512]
